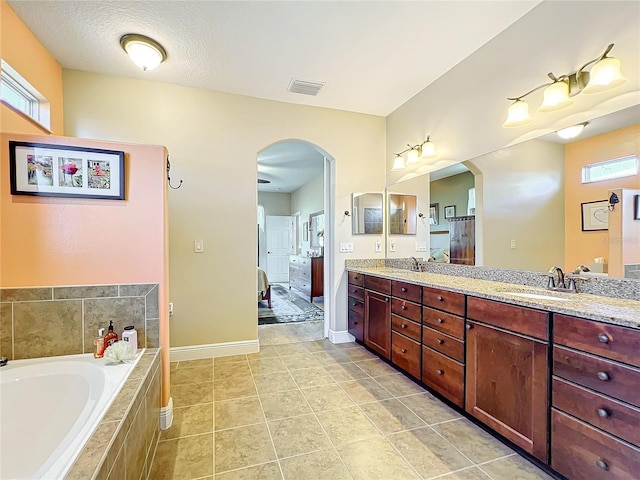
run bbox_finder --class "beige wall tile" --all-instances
[0,288,52,302]
[83,297,145,354]
[53,285,118,299]
[1,303,12,359]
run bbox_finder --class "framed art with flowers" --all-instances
[9,141,125,200]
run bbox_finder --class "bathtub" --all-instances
[0,351,143,480]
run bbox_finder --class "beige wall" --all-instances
[291,173,323,255]
[63,69,386,347]
[430,172,475,232]
[258,192,292,216]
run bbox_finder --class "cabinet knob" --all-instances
[436,369,444,375]
[597,408,610,418]
[354,321,359,325]
[598,333,610,344]
[401,287,407,292]
[436,339,444,344]
[596,459,609,471]
[401,305,407,310]
[353,302,358,307]
[466,323,473,330]
[437,295,444,301]
[385,297,389,303]
[437,318,444,323]
[401,324,407,329]
[401,349,406,354]
[597,371,610,381]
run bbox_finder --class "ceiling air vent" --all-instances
[257,178,271,184]
[287,79,325,96]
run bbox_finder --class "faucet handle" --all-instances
[540,272,555,288]
[567,274,590,291]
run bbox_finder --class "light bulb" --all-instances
[406,148,420,165]
[539,81,572,112]
[503,99,532,128]
[420,140,436,158]
[583,57,627,94]
[391,155,406,170]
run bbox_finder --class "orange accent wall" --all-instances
[0,0,64,135]
[564,124,640,271]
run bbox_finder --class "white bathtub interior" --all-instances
[0,351,143,480]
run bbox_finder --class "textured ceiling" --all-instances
[257,141,324,193]
[8,0,540,117]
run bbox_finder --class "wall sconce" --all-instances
[608,192,619,211]
[391,136,437,170]
[344,210,351,217]
[120,34,167,71]
[503,44,627,128]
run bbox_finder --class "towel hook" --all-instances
[167,156,183,190]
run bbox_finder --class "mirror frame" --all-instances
[351,192,384,235]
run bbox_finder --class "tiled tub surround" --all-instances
[65,348,161,480]
[345,263,640,329]
[0,283,159,360]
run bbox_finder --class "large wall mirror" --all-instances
[309,211,325,250]
[351,192,383,234]
[390,104,640,279]
[388,193,417,235]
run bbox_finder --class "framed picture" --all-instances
[429,203,439,225]
[581,199,609,231]
[302,222,309,241]
[444,205,456,219]
[634,195,640,221]
[9,141,125,200]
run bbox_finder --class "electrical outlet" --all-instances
[510,239,517,249]
[169,303,174,316]
[340,242,353,253]
[389,240,396,252]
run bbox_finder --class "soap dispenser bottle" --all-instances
[94,328,105,358]
[122,325,138,355]
[104,320,119,347]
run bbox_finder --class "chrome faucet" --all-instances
[547,265,565,289]
[410,256,421,271]
[0,356,7,367]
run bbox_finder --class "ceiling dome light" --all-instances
[539,81,573,112]
[556,122,588,140]
[391,155,406,170]
[120,34,167,71]
[503,99,532,128]
[583,57,627,94]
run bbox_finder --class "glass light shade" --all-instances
[420,140,436,158]
[121,35,167,71]
[503,99,532,128]
[406,148,420,164]
[538,81,573,112]
[583,57,627,94]
[557,123,587,140]
[391,155,406,170]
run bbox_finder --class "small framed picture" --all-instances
[444,205,456,219]
[302,222,309,241]
[581,199,609,231]
[634,195,640,221]
[429,203,439,225]
[9,141,125,200]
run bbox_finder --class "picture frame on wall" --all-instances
[303,222,309,241]
[429,203,439,225]
[581,199,609,231]
[634,194,640,220]
[9,141,125,200]
[444,205,456,219]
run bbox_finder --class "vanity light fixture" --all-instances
[391,136,437,170]
[120,34,167,71]
[503,44,627,128]
[556,122,588,140]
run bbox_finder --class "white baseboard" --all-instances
[328,329,355,344]
[170,339,260,363]
[160,397,173,430]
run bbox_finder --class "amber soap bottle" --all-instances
[104,320,119,347]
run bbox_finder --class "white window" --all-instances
[582,155,638,184]
[0,59,51,130]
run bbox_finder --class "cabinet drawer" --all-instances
[392,281,421,303]
[422,307,464,339]
[422,326,464,363]
[553,377,640,446]
[348,298,364,316]
[391,315,421,342]
[364,275,391,294]
[348,285,364,302]
[552,409,640,480]
[554,345,640,408]
[348,309,364,343]
[554,314,640,368]
[422,287,465,316]
[391,332,421,379]
[391,298,421,323]
[348,271,364,286]
[467,296,548,340]
[422,346,464,407]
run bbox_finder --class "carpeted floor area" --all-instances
[259,284,325,325]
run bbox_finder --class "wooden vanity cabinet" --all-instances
[289,255,323,302]
[363,276,391,360]
[390,280,422,379]
[465,297,549,462]
[551,314,640,480]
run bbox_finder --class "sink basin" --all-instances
[499,291,571,302]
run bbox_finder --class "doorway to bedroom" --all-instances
[257,140,326,327]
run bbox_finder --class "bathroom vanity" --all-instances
[346,265,640,480]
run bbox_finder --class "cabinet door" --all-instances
[364,290,391,360]
[466,321,549,462]
[348,308,364,343]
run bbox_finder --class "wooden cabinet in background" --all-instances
[449,215,475,265]
[465,298,549,462]
[289,255,323,302]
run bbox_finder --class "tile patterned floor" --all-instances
[149,322,554,480]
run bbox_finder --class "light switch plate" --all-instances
[340,242,353,253]
[375,240,382,252]
[389,240,396,252]
[415,241,427,251]
[194,240,204,253]
[510,239,517,249]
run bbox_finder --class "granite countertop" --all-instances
[347,266,640,330]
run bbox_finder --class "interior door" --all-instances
[266,215,293,282]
